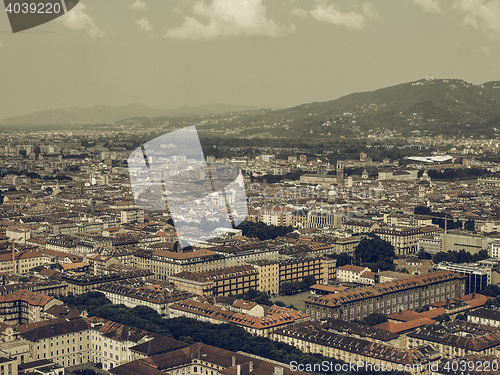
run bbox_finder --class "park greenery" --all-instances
[235,289,273,305]
[353,236,396,271]
[326,253,353,267]
[426,167,491,180]
[236,221,294,241]
[481,285,500,298]
[432,249,489,264]
[279,275,316,295]
[253,169,306,183]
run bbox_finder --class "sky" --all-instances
[0,0,499,118]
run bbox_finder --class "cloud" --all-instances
[136,17,153,32]
[454,0,500,38]
[165,0,291,39]
[130,0,147,11]
[411,0,442,14]
[296,2,377,30]
[59,3,104,38]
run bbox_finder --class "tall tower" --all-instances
[336,160,344,184]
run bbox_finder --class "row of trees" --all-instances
[417,249,489,264]
[426,168,491,180]
[235,289,273,305]
[252,169,306,183]
[236,221,293,241]
[279,276,316,295]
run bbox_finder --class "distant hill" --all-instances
[213,78,500,138]
[0,103,263,127]
[3,79,500,138]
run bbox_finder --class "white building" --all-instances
[490,240,500,259]
[337,265,371,284]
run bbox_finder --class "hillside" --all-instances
[211,78,500,138]
[3,79,500,139]
[0,103,262,127]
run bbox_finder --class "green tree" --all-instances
[360,313,388,326]
[455,313,467,321]
[435,314,451,323]
[326,252,353,267]
[464,219,475,231]
[480,285,500,297]
[416,250,432,259]
[354,237,396,271]
[236,221,293,241]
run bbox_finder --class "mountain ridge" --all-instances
[0,103,264,126]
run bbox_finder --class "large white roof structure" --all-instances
[406,155,453,163]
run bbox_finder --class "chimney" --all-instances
[274,366,284,375]
[249,361,254,373]
[237,365,241,375]
[232,356,236,367]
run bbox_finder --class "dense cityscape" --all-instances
[2,1,500,374]
[0,124,499,375]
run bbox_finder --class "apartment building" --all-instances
[170,299,308,337]
[333,236,362,254]
[12,316,186,372]
[18,318,92,367]
[96,282,191,317]
[407,321,500,358]
[342,220,379,234]
[88,317,163,371]
[336,265,371,284]
[434,262,491,294]
[272,320,440,375]
[248,259,280,296]
[44,236,78,254]
[490,240,500,259]
[373,226,442,256]
[49,268,153,295]
[0,290,63,325]
[0,251,46,275]
[120,209,144,224]
[170,265,258,297]
[307,211,342,229]
[305,271,466,321]
[279,256,336,285]
[468,308,500,328]
[384,214,433,228]
[111,343,309,375]
[0,357,18,375]
[135,249,226,280]
[259,206,294,226]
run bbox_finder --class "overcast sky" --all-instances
[0,0,499,118]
